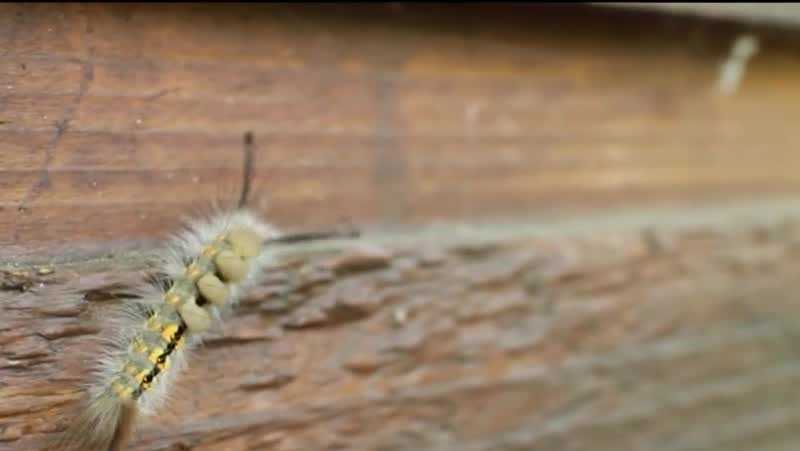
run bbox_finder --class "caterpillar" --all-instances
[52,208,277,451]
[49,133,357,451]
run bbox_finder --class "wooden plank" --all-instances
[2,208,799,450]
[2,5,800,451]
[1,4,800,257]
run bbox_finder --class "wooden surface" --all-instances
[1,4,800,259]
[2,209,800,450]
[2,4,800,451]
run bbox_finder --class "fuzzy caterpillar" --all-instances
[51,209,279,451]
[48,132,357,451]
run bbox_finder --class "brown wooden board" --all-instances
[2,210,800,450]
[2,4,800,451]
[1,4,800,259]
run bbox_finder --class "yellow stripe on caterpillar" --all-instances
[160,323,180,342]
[147,348,165,365]
[167,278,198,307]
[134,369,150,384]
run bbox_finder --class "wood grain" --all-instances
[1,210,799,450]
[1,4,800,259]
[2,5,800,451]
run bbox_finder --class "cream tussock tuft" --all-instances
[51,208,278,451]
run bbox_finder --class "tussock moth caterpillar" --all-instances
[49,133,357,451]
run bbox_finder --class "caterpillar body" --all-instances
[52,209,278,451]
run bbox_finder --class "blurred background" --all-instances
[1,4,799,450]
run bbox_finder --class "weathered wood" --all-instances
[2,209,800,450]
[2,4,800,258]
[3,4,800,451]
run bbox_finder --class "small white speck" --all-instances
[6,85,12,90]
[135,118,142,125]
[90,181,97,187]
[192,175,200,183]
[392,308,408,326]
[42,115,47,120]
[717,34,760,96]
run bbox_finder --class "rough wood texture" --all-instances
[3,4,800,451]
[2,210,800,451]
[2,4,800,259]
